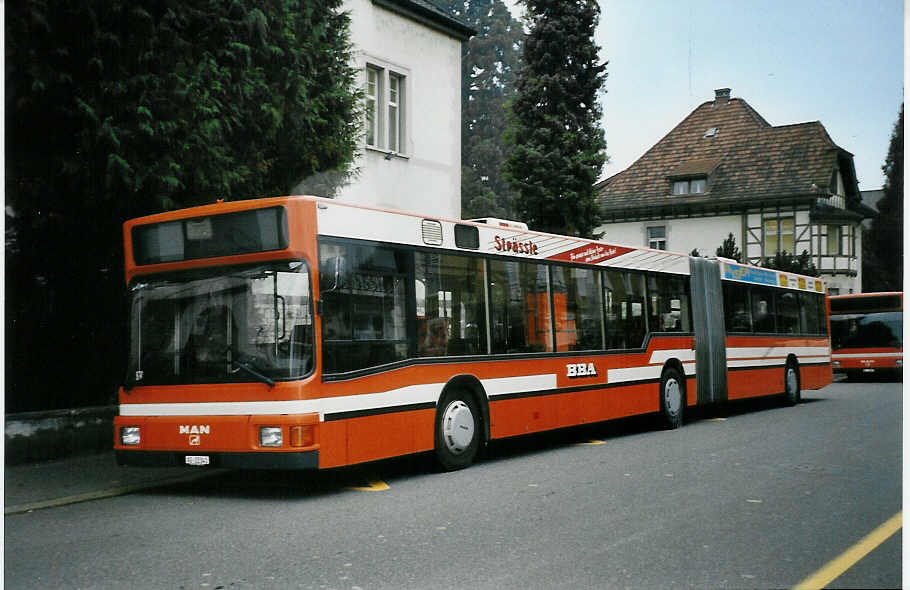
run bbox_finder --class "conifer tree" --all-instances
[503,0,607,237]
[439,0,524,219]
[716,233,742,262]
[5,0,360,411]
[762,250,820,277]
[863,104,903,291]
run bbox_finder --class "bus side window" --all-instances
[488,260,552,354]
[723,282,752,333]
[723,282,741,332]
[817,294,828,335]
[647,274,691,333]
[318,241,408,374]
[603,270,645,349]
[751,287,776,333]
[775,291,800,334]
[414,252,487,357]
[553,266,603,351]
[799,292,821,334]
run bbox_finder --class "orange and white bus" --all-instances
[115,196,831,471]
[830,292,902,380]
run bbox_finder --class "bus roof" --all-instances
[124,195,826,291]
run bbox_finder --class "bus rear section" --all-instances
[830,292,903,380]
[690,258,831,406]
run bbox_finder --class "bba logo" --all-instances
[566,362,597,378]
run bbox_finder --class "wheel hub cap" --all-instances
[787,368,798,394]
[665,378,681,415]
[442,400,474,455]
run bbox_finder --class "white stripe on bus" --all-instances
[120,374,558,419]
[119,344,832,419]
[727,346,830,359]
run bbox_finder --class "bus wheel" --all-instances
[434,390,480,471]
[660,367,685,429]
[784,361,801,405]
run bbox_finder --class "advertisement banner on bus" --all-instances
[722,263,824,293]
[722,263,778,286]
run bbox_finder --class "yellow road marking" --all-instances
[793,511,902,590]
[575,440,606,446]
[707,417,727,421]
[348,480,390,492]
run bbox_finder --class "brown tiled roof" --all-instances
[597,96,858,216]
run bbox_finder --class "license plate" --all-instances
[185,455,210,466]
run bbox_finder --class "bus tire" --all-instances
[659,367,685,429]
[784,360,801,405]
[434,389,481,471]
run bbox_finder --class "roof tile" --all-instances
[598,96,852,214]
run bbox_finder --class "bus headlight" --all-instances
[832,361,841,368]
[896,360,902,367]
[120,426,141,446]
[259,427,283,447]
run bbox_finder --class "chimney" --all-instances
[714,88,731,106]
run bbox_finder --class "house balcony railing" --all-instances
[819,254,857,273]
[815,194,846,209]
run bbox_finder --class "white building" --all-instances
[595,89,874,295]
[335,0,472,220]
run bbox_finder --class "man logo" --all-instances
[179,425,211,435]
[566,362,597,378]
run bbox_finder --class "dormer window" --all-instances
[672,178,706,195]
[829,169,845,196]
[667,157,720,196]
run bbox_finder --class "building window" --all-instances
[364,64,406,154]
[647,226,667,250]
[672,178,706,195]
[365,67,380,148]
[388,74,403,152]
[826,225,842,255]
[763,218,794,256]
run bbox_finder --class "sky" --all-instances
[515,0,904,191]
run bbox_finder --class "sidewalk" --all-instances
[4,451,219,514]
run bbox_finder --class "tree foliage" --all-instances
[863,103,903,292]
[762,250,820,277]
[715,233,742,262]
[503,0,607,237]
[6,0,360,411]
[439,0,524,220]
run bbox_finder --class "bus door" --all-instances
[689,257,728,404]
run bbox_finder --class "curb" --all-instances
[5,406,116,465]
[4,470,224,515]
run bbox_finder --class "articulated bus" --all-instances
[830,292,902,380]
[115,196,832,471]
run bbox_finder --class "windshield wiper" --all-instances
[231,359,275,388]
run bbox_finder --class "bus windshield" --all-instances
[126,261,313,387]
[830,312,902,351]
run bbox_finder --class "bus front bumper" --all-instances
[115,449,319,470]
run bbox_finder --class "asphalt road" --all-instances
[5,381,902,589]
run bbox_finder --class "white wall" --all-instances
[596,215,741,255]
[332,0,463,220]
